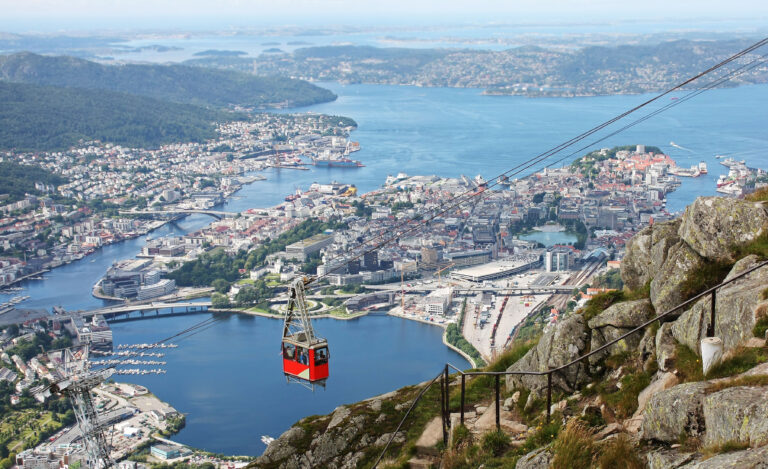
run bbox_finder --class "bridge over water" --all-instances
[119,209,240,220]
[61,301,213,322]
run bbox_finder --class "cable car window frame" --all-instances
[314,346,329,366]
[283,343,296,360]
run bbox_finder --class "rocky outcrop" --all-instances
[649,240,705,315]
[679,444,768,468]
[655,323,677,371]
[588,298,654,366]
[515,448,552,469]
[703,386,768,447]
[641,382,709,442]
[646,449,695,469]
[678,197,768,262]
[621,219,681,291]
[506,314,590,393]
[671,255,768,355]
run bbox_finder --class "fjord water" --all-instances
[5,82,767,455]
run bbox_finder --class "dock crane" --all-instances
[435,263,455,286]
[281,277,329,387]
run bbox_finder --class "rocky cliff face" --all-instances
[250,196,768,469]
[506,195,768,468]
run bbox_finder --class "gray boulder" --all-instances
[587,298,654,366]
[515,447,552,469]
[647,449,696,469]
[703,386,768,447]
[679,444,768,468]
[650,240,705,315]
[622,225,653,291]
[257,426,306,465]
[506,314,590,393]
[621,219,681,291]
[671,255,768,355]
[641,382,708,442]
[656,322,677,371]
[678,197,768,262]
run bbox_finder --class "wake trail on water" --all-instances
[669,141,695,152]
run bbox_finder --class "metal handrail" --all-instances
[373,260,768,466]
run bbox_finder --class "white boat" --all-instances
[261,436,275,446]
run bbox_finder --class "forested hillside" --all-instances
[0,52,336,109]
[0,81,239,151]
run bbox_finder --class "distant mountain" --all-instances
[184,38,768,97]
[0,81,242,151]
[0,52,336,109]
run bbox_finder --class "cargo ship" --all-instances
[312,157,364,168]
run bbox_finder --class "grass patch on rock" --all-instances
[551,420,595,469]
[702,440,751,459]
[675,344,768,382]
[707,374,768,393]
[679,260,734,302]
[596,433,645,469]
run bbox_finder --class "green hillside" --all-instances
[0,161,67,202]
[0,81,240,151]
[0,52,336,109]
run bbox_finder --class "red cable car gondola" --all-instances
[281,277,329,387]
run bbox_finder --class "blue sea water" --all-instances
[4,81,767,455]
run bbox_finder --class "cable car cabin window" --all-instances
[314,346,329,366]
[283,343,296,360]
[297,347,309,365]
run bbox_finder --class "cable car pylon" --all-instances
[50,347,115,468]
[281,277,329,389]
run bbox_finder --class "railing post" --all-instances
[495,374,500,432]
[444,364,450,431]
[546,372,552,425]
[460,374,465,426]
[440,373,447,446]
[708,289,717,338]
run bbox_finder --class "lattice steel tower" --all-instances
[51,348,115,469]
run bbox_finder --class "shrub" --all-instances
[551,420,595,469]
[452,424,473,450]
[599,368,652,419]
[581,290,626,321]
[521,419,561,453]
[746,186,768,202]
[481,430,511,457]
[596,433,644,469]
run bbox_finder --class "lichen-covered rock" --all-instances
[638,326,656,366]
[703,386,768,447]
[621,219,682,291]
[588,298,654,366]
[678,197,768,262]
[646,448,695,469]
[650,240,705,315]
[622,225,653,290]
[656,322,677,371]
[671,255,768,355]
[641,382,708,442]
[515,447,552,469]
[257,426,306,465]
[327,405,351,429]
[678,444,768,468]
[506,314,590,393]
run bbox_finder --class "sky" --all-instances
[1,0,767,33]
